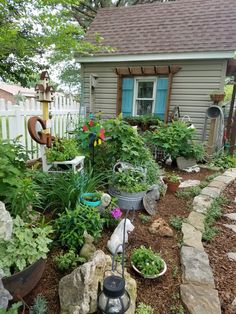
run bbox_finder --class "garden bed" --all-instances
[23,169,215,313]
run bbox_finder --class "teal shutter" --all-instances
[154,78,169,120]
[121,78,134,117]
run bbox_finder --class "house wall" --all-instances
[81,59,227,138]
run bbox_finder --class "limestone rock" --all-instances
[59,250,137,314]
[224,213,236,221]
[149,218,173,237]
[208,180,227,191]
[0,271,12,309]
[179,180,200,189]
[223,224,236,233]
[227,252,236,262]
[181,246,215,287]
[187,211,205,232]
[213,175,234,185]
[0,202,13,241]
[201,187,221,198]
[176,157,196,170]
[182,223,204,251]
[192,195,213,214]
[180,284,221,314]
[223,168,236,178]
[232,297,236,307]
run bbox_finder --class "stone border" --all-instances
[180,168,236,314]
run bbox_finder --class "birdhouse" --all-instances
[35,71,55,102]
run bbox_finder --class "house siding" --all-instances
[81,59,227,138]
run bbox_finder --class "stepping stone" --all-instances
[182,223,204,251]
[224,213,236,221]
[227,252,236,262]
[193,195,213,214]
[181,246,215,287]
[187,211,205,232]
[201,187,221,198]
[223,224,236,233]
[181,284,221,314]
[179,180,200,188]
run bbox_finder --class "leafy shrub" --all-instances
[53,250,86,271]
[131,246,164,276]
[55,204,104,250]
[29,295,47,314]
[45,137,79,162]
[135,302,154,314]
[146,121,204,160]
[0,216,53,276]
[0,302,22,314]
[208,152,236,169]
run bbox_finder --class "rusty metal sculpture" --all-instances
[28,116,54,148]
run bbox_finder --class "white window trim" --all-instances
[132,77,157,116]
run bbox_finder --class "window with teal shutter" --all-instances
[121,78,134,117]
[154,77,169,120]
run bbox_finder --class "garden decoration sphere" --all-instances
[97,275,130,314]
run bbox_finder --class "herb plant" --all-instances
[53,250,86,271]
[135,302,154,314]
[169,216,184,230]
[0,216,53,276]
[45,137,79,162]
[55,204,104,250]
[165,173,181,183]
[131,246,165,277]
[29,295,48,314]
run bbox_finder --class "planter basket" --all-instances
[131,259,167,279]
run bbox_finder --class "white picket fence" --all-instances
[0,96,84,159]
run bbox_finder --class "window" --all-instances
[133,78,156,116]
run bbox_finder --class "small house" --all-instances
[79,0,236,138]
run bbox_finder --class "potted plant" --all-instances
[131,246,167,279]
[0,216,52,300]
[45,137,79,163]
[163,173,181,192]
[108,167,149,210]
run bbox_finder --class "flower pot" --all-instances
[163,179,180,192]
[2,258,46,300]
[108,187,146,211]
[80,193,101,207]
[131,259,167,279]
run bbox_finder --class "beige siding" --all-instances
[81,59,227,137]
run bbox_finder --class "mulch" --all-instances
[22,168,218,314]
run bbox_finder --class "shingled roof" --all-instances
[85,0,236,56]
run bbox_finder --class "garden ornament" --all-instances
[143,186,160,216]
[107,218,134,255]
[101,193,111,208]
[79,231,96,261]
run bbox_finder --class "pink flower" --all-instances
[111,208,122,219]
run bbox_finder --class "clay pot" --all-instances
[163,179,180,192]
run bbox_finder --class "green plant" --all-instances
[101,197,121,229]
[135,302,154,314]
[139,214,151,224]
[0,302,22,314]
[131,246,164,277]
[169,216,184,230]
[172,265,179,278]
[175,186,201,199]
[165,173,181,183]
[45,137,80,162]
[208,152,236,169]
[170,304,185,314]
[53,250,86,271]
[146,120,204,161]
[0,216,53,276]
[55,204,104,250]
[29,295,48,314]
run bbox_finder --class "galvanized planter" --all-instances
[2,258,46,300]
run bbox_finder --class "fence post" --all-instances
[13,103,25,144]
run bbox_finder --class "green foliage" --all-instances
[0,302,22,314]
[208,152,236,169]
[165,173,181,183]
[170,304,185,314]
[53,250,86,271]
[139,214,151,224]
[175,186,201,199]
[146,121,204,160]
[0,216,53,276]
[169,216,184,230]
[101,197,121,229]
[224,84,233,102]
[124,114,160,131]
[29,295,48,314]
[45,137,80,163]
[55,204,104,250]
[135,302,154,314]
[131,246,164,277]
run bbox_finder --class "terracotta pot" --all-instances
[2,258,46,300]
[163,178,180,192]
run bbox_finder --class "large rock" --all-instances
[192,195,213,214]
[181,246,215,288]
[208,180,227,191]
[176,157,196,170]
[59,250,137,314]
[213,175,234,185]
[227,252,236,262]
[201,187,221,198]
[180,284,221,314]
[0,270,12,309]
[149,218,173,237]
[187,211,205,232]
[182,223,204,251]
[0,202,12,241]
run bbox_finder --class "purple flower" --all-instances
[111,208,122,219]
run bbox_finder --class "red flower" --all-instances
[89,120,94,127]
[82,125,88,131]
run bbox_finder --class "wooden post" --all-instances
[116,76,122,116]
[226,77,236,139]
[164,72,173,123]
[229,103,236,156]
[207,118,217,156]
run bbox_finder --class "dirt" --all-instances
[22,168,217,314]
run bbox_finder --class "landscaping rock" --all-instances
[0,271,12,309]
[232,297,236,307]
[176,157,196,170]
[180,284,221,314]
[223,168,236,178]
[181,246,215,287]
[234,197,236,204]
[227,252,236,262]
[179,180,200,189]
[182,223,204,251]
[192,195,213,214]
[224,213,236,221]
[213,175,235,185]
[149,218,173,237]
[208,180,227,191]
[223,224,236,234]
[201,187,221,198]
[187,211,205,232]
[0,202,12,241]
[59,250,137,314]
